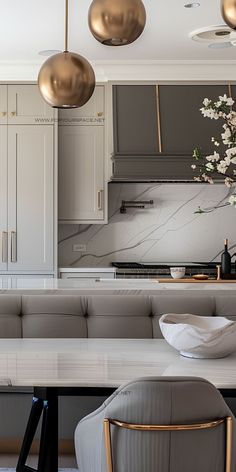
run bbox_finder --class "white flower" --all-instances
[211,137,220,146]
[229,114,236,126]
[222,127,232,144]
[206,162,214,171]
[206,152,220,162]
[225,147,236,165]
[226,147,236,157]
[194,176,202,182]
[191,164,196,170]
[225,155,232,166]
[217,160,228,174]
[202,173,214,184]
[219,93,231,106]
[229,195,236,206]
[200,107,219,120]
[225,177,234,188]
[203,98,211,107]
[227,97,235,106]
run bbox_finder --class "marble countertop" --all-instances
[0,278,235,292]
[0,338,235,389]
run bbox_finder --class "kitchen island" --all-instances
[0,277,235,293]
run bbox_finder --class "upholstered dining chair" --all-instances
[75,377,236,472]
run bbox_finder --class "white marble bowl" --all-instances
[159,313,236,358]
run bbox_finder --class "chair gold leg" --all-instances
[104,419,113,472]
[226,416,233,472]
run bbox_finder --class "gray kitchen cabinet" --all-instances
[7,126,54,272]
[158,84,229,155]
[58,85,108,224]
[0,85,54,125]
[0,84,56,274]
[113,85,159,154]
[59,85,104,125]
[59,125,105,223]
[0,125,7,271]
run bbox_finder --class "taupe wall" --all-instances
[59,183,236,267]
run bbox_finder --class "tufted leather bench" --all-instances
[0,294,235,339]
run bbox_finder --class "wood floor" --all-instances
[0,455,77,469]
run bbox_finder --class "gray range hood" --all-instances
[111,83,230,182]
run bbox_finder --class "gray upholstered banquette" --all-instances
[0,294,235,339]
[0,293,235,451]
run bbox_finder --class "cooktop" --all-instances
[112,262,221,279]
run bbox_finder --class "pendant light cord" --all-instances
[65,0,69,52]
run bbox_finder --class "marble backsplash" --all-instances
[58,183,236,267]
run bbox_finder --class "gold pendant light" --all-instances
[221,0,236,29]
[88,0,146,46]
[38,0,95,108]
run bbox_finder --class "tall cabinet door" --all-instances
[7,126,54,271]
[0,86,7,125]
[59,126,104,222]
[0,126,8,271]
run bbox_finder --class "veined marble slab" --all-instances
[59,183,236,268]
[0,339,235,389]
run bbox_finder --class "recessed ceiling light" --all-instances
[38,49,62,56]
[184,2,200,8]
[208,42,232,49]
[190,25,232,42]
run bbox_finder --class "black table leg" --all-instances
[17,386,115,472]
[16,388,58,472]
[37,389,58,472]
[16,396,44,472]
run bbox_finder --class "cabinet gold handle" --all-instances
[1,232,8,263]
[10,111,16,117]
[0,112,7,117]
[97,112,103,117]
[97,190,104,211]
[10,231,17,263]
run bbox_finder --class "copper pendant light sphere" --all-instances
[88,0,146,46]
[38,51,95,108]
[221,0,236,29]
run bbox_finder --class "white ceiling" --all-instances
[0,0,235,63]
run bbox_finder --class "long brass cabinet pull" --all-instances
[1,232,8,263]
[97,190,103,211]
[0,112,7,117]
[156,84,162,153]
[10,231,17,263]
[10,111,16,117]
